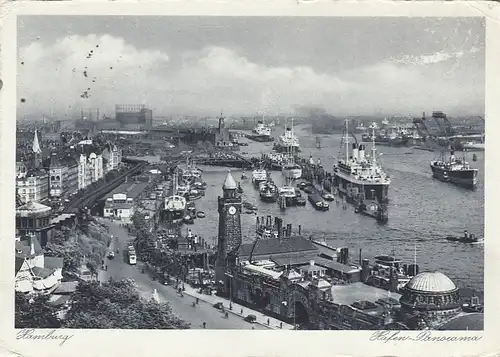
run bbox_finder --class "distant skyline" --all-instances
[17,16,485,118]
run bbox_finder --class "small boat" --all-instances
[462,297,483,313]
[196,211,206,219]
[308,192,329,211]
[183,215,194,224]
[241,173,248,180]
[472,153,478,162]
[446,232,483,244]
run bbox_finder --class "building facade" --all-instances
[103,181,149,220]
[49,153,79,198]
[16,169,50,204]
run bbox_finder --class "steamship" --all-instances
[273,119,300,153]
[163,168,187,224]
[247,120,274,142]
[333,120,391,203]
[430,149,478,189]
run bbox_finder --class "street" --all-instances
[97,219,268,330]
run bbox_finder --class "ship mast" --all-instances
[371,125,377,166]
[345,119,349,161]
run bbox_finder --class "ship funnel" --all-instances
[358,145,365,160]
[352,143,359,161]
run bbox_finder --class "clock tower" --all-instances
[215,170,242,287]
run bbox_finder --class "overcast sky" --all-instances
[17,16,485,118]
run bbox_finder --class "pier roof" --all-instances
[238,235,318,259]
[331,282,401,306]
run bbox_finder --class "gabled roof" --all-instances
[15,256,26,274]
[238,236,318,259]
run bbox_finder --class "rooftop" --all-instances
[405,271,457,293]
[238,236,319,259]
[331,282,401,306]
[105,182,149,200]
[16,201,52,216]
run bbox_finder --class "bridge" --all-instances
[63,159,148,214]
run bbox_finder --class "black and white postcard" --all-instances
[1,2,499,357]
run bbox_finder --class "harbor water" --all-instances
[188,125,484,294]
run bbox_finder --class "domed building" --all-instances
[399,271,461,327]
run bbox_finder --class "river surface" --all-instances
[186,125,484,294]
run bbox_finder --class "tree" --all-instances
[63,280,190,329]
[15,292,61,328]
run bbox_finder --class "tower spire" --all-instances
[32,129,42,154]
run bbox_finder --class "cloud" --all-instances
[17,34,484,118]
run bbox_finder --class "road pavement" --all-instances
[97,218,268,330]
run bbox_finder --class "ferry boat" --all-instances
[259,180,279,202]
[308,192,329,211]
[273,119,300,153]
[247,119,274,142]
[430,149,478,189]
[334,120,391,203]
[252,169,268,188]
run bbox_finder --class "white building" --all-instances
[77,148,105,190]
[16,169,50,204]
[103,181,149,220]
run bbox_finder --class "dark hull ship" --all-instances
[430,150,478,189]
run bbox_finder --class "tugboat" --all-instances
[259,179,279,203]
[430,148,478,189]
[446,230,483,244]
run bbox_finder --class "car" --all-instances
[213,302,223,310]
[244,314,257,323]
[108,251,115,259]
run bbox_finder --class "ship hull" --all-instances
[161,209,185,224]
[430,164,478,189]
[333,170,389,203]
[282,168,302,180]
[273,144,301,153]
[260,193,278,202]
[247,134,274,142]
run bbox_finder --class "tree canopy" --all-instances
[15,292,61,328]
[63,279,190,329]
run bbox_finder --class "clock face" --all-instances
[228,206,237,215]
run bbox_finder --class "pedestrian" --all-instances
[202,322,206,329]
[240,308,243,314]
[267,318,270,325]
[196,297,199,304]
[280,322,283,329]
